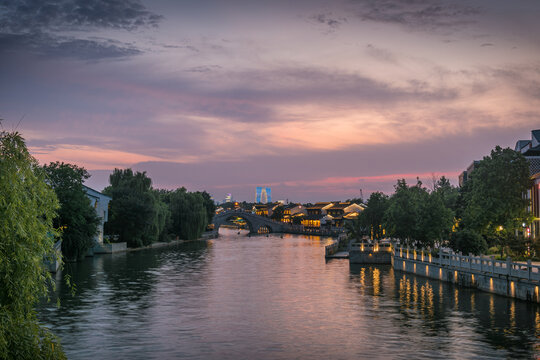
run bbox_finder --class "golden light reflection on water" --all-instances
[454,288,459,310]
[510,301,516,330]
[489,296,495,326]
[535,311,540,335]
[373,268,380,297]
[372,268,380,309]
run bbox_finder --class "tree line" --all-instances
[352,146,536,259]
[103,168,215,248]
[0,131,216,359]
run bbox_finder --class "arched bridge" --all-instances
[213,210,285,234]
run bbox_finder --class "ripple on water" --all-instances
[37,230,540,359]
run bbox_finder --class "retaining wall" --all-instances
[394,248,540,303]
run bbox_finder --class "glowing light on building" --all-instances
[255,187,271,203]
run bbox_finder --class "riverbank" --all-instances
[393,247,540,303]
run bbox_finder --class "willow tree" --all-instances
[167,188,208,240]
[0,131,66,359]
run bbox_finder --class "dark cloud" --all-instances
[0,0,162,32]
[480,42,494,47]
[353,0,481,31]
[211,66,460,107]
[0,32,142,59]
[0,0,161,60]
[310,12,346,29]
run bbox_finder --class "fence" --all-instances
[395,247,540,282]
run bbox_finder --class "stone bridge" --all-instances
[213,210,285,234]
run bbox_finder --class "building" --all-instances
[255,187,271,203]
[83,185,112,245]
[253,204,272,217]
[326,202,366,227]
[302,214,323,229]
[306,202,333,216]
[515,129,540,238]
[281,203,307,223]
[459,160,480,187]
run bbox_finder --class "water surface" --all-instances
[39,229,540,359]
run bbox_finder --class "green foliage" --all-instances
[167,189,208,240]
[384,178,454,248]
[103,169,166,247]
[196,191,216,224]
[460,146,532,253]
[449,229,487,256]
[434,176,459,212]
[0,131,66,359]
[43,162,99,261]
[271,205,284,221]
[384,179,422,245]
[358,192,389,241]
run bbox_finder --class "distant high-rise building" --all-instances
[255,187,271,203]
[224,193,232,203]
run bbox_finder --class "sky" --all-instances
[1,0,540,203]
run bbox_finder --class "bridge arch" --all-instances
[213,210,284,234]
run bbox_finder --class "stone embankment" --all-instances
[394,247,540,303]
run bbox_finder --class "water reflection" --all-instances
[38,230,540,359]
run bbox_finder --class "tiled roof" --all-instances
[532,130,540,144]
[307,202,331,210]
[516,140,530,152]
[327,202,351,210]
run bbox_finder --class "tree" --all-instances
[358,192,389,241]
[434,176,459,212]
[384,178,454,248]
[0,131,66,359]
[417,191,453,248]
[43,162,100,261]
[168,189,207,240]
[384,179,420,245]
[196,191,216,225]
[461,146,532,254]
[103,169,166,247]
[449,229,487,256]
[271,205,284,221]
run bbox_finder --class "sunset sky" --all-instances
[2,0,539,202]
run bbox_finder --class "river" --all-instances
[38,229,540,359]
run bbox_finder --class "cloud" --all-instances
[365,44,399,64]
[480,42,494,47]
[0,0,162,32]
[310,12,346,30]
[0,33,142,59]
[76,124,520,201]
[353,0,481,31]
[0,0,161,60]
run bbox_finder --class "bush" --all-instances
[450,229,487,255]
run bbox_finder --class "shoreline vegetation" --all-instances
[1,129,538,359]
[347,146,537,262]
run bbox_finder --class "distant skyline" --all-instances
[2,0,539,202]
